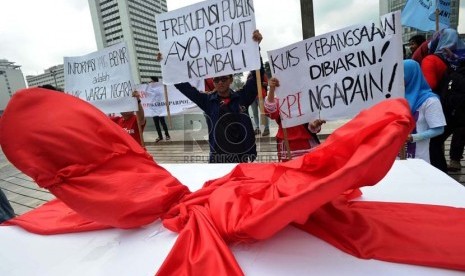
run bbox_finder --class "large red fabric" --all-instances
[297,198,465,271]
[0,88,190,229]
[1,88,465,275]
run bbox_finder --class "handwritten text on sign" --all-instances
[64,42,137,114]
[267,12,404,128]
[156,0,261,84]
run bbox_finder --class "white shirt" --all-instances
[410,97,446,163]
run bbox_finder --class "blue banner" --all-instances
[401,0,451,31]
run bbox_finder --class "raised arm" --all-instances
[267,77,278,104]
[133,91,145,127]
[174,83,210,112]
[264,77,280,120]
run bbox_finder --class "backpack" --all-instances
[435,56,465,128]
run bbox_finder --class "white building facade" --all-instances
[0,59,27,112]
[25,64,65,90]
[88,0,167,83]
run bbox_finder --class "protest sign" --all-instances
[155,0,261,84]
[64,42,137,114]
[267,12,404,128]
[136,80,204,117]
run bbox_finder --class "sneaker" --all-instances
[262,128,270,136]
[166,135,171,141]
[155,137,163,143]
[448,160,461,172]
[254,128,261,135]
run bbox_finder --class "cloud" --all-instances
[0,0,96,76]
[314,0,378,34]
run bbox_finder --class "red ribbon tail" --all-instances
[297,198,465,271]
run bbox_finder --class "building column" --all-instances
[300,0,315,39]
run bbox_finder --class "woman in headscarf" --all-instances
[421,28,465,172]
[421,28,465,91]
[404,59,446,163]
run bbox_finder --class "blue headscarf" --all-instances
[429,28,465,66]
[404,59,438,114]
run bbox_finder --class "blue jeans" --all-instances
[249,98,269,129]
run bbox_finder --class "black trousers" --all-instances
[450,127,465,161]
[153,116,169,139]
[429,126,454,172]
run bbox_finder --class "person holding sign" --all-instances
[264,77,325,162]
[110,91,146,146]
[403,59,446,163]
[164,30,264,163]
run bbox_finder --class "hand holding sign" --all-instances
[252,29,262,44]
[132,90,142,101]
[309,119,326,132]
[266,77,280,103]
